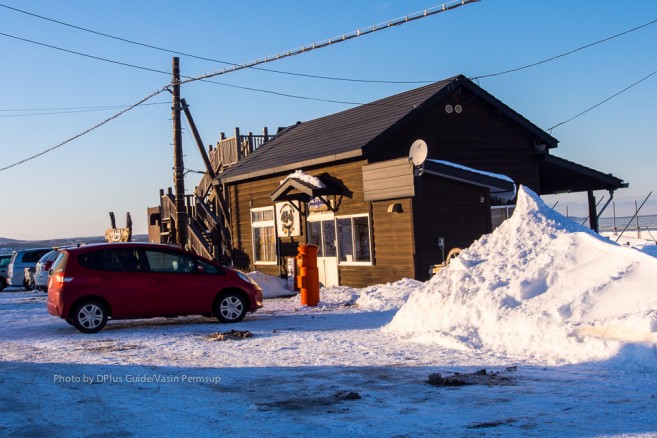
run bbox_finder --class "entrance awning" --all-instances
[270,171,342,204]
[536,154,628,195]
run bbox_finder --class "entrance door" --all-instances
[307,214,339,287]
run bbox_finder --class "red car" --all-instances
[47,243,263,333]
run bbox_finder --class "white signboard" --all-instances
[275,201,301,237]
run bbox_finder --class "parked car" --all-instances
[47,242,263,333]
[0,254,12,291]
[7,248,52,289]
[33,249,62,291]
[24,267,36,290]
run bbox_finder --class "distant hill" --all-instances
[0,235,148,254]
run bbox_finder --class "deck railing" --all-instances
[160,127,274,263]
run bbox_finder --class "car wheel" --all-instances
[71,301,108,333]
[215,292,247,323]
[0,278,5,292]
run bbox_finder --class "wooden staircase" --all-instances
[157,128,273,264]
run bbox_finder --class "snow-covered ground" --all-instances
[2,187,657,436]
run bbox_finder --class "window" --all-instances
[251,207,277,264]
[336,214,371,264]
[308,217,337,258]
[144,250,196,273]
[491,205,516,230]
[78,249,145,272]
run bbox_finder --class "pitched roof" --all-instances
[219,75,557,184]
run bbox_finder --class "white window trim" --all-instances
[250,206,278,265]
[335,213,373,266]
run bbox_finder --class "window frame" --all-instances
[307,213,337,258]
[250,206,278,265]
[335,213,373,266]
[490,205,516,230]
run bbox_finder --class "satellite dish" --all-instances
[409,139,428,166]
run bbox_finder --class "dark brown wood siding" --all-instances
[340,196,415,288]
[227,159,416,287]
[411,175,491,281]
[370,93,540,191]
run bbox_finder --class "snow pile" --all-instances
[297,278,423,311]
[280,170,326,188]
[247,271,293,298]
[387,186,657,366]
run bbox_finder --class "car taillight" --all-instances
[49,272,73,288]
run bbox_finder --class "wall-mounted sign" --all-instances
[308,197,333,213]
[275,201,301,237]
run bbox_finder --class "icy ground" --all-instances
[1,187,657,436]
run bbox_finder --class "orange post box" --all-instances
[296,244,320,306]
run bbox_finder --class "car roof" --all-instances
[62,242,193,254]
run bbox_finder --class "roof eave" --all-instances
[219,150,363,184]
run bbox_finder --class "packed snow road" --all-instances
[1,288,656,437]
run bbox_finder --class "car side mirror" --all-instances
[196,265,206,274]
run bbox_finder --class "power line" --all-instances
[0,1,435,85]
[471,18,657,80]
[180,0,481,85]
[0,31,413,108]
[0,88,168,172]
[3,1,474,172]
[0,102,169,118]
[197,77,414,108]
[547,68,657,132]
[0,32,172,76]
[0,102,169,112]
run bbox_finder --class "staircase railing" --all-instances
[186,219,212,260]
[159,128,274,264]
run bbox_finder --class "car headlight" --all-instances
[236,271,255,285]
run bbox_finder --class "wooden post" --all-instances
[587,190,599,232]
[180,98,215,179]
[235,127,241,160]
[172,57,187,246]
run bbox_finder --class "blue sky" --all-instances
[1,0,656,239]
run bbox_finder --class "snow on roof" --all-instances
[386,185,657,366]
[279,170,326,188]
[427,159,517,202]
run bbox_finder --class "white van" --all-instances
[7,248,52,289]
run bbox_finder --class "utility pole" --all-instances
[172,57,186,247]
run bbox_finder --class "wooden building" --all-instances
[216,75,627,287]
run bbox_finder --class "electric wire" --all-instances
[0,31,172,76]
[4,1,654,86]
[0,1,436,85]
[2,1,654,170]
[0,87,168,172]
[471,18,657,80]
[547,68,657,132]
[3,0,468,172]
[0,102,169,118]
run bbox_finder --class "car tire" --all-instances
[0,278,6,292]
[71,300,108,333]
[215,292,247,323]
